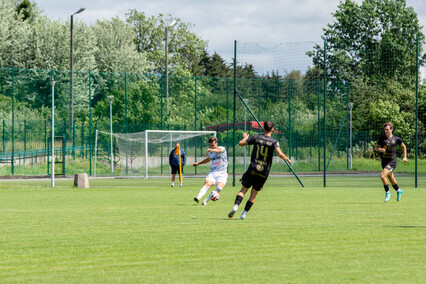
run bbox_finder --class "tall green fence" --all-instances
[0,40,424,188]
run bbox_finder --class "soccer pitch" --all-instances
[0,178,424,283]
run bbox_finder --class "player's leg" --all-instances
[380,167,391,202]
[240,188,259,220]
[389,171,403,201]
[194,177,214,203]
[228,186,249,218]
[203,177,226,205]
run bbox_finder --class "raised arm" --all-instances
[238,133,249,147]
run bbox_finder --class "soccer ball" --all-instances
[210,191,220,201]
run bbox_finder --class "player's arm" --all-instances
[238,133,249,146]
[193,157,211,167]
[401,142,407,162]
[374,144,386,153]
[275,147,291,164]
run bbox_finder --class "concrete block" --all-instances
[74,173,89,188]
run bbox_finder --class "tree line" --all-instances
[0,0,425,150]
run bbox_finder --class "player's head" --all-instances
[208,137,218,148]
[175,142,180,148]
[384,122,393,136]
[263,121,274,134]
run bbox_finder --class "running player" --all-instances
[374,122,407,202]
[228,121,291,220]
[193,136,228,205]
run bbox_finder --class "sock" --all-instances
[215,186,223,192]
[234,195,243,206]
[384,184,389,192]
[392,184,399,191]
[197,186,208,200]
[171,182,174,186]
[244,201,254,212]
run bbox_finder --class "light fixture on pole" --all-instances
[165,20,177,115]
[108,96,114,173]
[348,102,354,170]
[69,7,85,132]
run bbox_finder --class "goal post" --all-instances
[94,130,216,178]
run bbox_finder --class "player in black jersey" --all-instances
[228,121,291,220]
[374,122,407,202]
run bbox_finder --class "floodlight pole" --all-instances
[243,99,248,170]
[69,7,85,134]
[51,78,55,188]
[165,20,176,115]
[349,102,354,170]
[108,96,114,173]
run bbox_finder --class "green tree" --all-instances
[126,10,207,75]
[309,0,425,85]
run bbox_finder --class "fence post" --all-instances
[415,36,419,188]
[2,120,5,152]
[194,76,197,175]
[323,39,327,187]
[24,120,27,165]
[89,70,92,176]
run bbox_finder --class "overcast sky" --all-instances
[35,0,426,69]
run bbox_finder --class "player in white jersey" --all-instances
[192,136,228,205]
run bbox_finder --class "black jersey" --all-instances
[377,135,403,160]
[246,134,280,176]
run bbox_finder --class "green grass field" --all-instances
[0,177,424,283]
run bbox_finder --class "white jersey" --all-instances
[208,146,228,174]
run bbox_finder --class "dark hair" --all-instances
[208,137,218,143]
[384,122,394,130]
[264,121,274,132]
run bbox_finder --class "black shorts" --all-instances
[381,159,397,172]
[171,165,183,174]
[240,167,268,191]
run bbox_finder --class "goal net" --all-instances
[94,130,216,177]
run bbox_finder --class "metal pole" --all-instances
[108,96,114,173]
[69,8,85,138]
[415,36,419,188]
[165,20,176,115]
[349,102,354,170]
[165,26,169,115]
[51,73,55,187]
[70,14,74,131]
[243,99,248,170]
[94,130,98,177]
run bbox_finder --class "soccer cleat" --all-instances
[194,197,200,203]
[171,184,174,187]
[180,184,183,187]
[240,211,247,220]
[228,205,238,218]
[384,192,391,202]
[202,200,207,206]
[397,190,403,202]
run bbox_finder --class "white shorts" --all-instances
[206,171,228,186]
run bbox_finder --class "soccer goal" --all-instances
[94,130,216,178]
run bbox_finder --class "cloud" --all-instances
[35,0,426,64]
